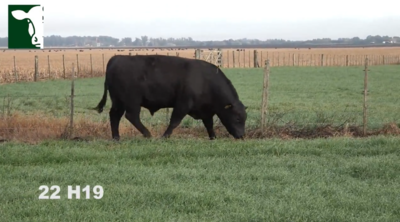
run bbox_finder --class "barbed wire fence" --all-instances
[1,57,399,142]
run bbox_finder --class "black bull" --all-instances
[94,55,247,140]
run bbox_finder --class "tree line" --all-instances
[0,35,398,47]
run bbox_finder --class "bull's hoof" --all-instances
[112,136,120,141]
[161,134,170,139]
[209,136,216,140]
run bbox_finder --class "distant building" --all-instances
[383,38,395,44]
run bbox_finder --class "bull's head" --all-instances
[217,101,247,139]
[11,6,43,48]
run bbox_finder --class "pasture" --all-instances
[1,48,400,221]
[0,64,399,141]
[1,65,399,142]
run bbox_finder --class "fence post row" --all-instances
[5,51,400,83]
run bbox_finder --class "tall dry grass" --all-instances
[1,112,399,143]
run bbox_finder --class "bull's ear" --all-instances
[224,104,232,109]
[11,10,27,20]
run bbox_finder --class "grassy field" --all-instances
[1,47,399,83]
[1,65,399,142]
[1,58,400,221]
[1,137,400,221]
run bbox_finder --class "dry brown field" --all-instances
[1,47,400,83]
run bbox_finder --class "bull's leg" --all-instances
[202,117,216,140]
[109,101,125,141]
[162,105,191,138]
[125,105,152,138]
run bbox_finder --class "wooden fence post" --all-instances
[13,56,18,81]
[227,50,230,68]
[254,50,260,68]
[248,50,251,67]
[218,48,223,67]
[70,63,75,138]
[363,57,369,136]
[238,51,241,68]
[292,54,296,66]
[321,54,324,66]
[195,49,201,59]
[76,54,79,77]
[47,55,50,78]
[90,54,93,76]
[297,53,300,67]
[34,55,38,81]
[232,51,236,68]
[277,53,280,67]
[62,54,66,79]
[102,54,105,74]
[261,59,270,131]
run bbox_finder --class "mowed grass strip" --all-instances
[1,66,399,129]
[1,137,400,221]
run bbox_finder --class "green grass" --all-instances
[0,65,399,129]
[1,66,400,221]
[1,137,400,221]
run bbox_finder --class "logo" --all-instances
[8,5,44,49]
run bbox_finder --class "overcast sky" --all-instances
[1,0,399,41]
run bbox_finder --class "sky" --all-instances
[1,0,399,41]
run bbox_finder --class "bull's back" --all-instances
[105,55,216,108]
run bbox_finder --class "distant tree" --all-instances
[121,37,132,46]
[133,38,142,46]
[141,36,148,46]
[1,34,399,48]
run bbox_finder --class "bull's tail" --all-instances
[94,81,108,113]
